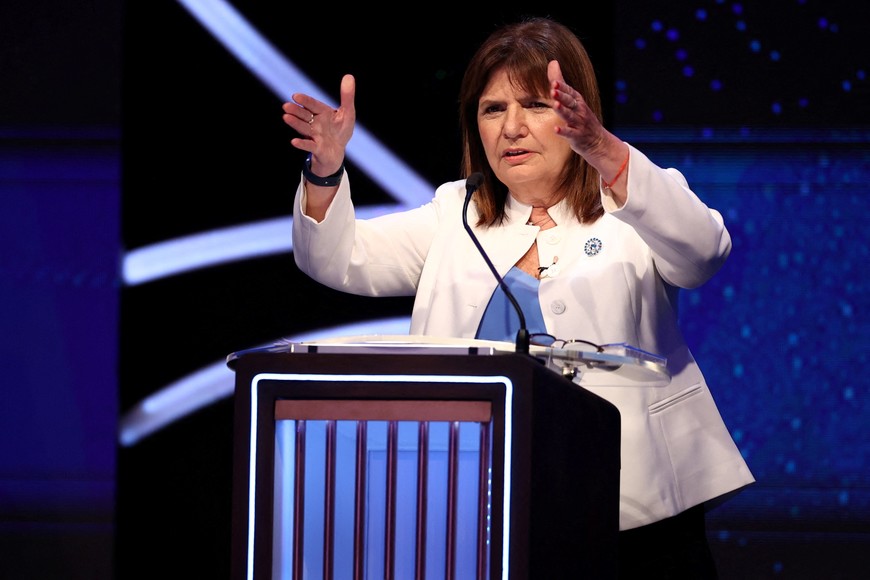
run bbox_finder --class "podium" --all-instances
[227,337,629,579]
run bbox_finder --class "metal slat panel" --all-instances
[323,420,337,580]
[416,421,430,580]
[384,421,399,580]
[354,421,367,580]
[274,402,494,579]
[292,421,306,580]
[477,422,491,579]
[446,421,459,580]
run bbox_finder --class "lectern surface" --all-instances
[230,344,623,579]
[227,333,669,386]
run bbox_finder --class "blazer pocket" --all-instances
[648,384,703,415]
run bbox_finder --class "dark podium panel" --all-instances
[229,346,621,579]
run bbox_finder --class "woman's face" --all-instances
[477,68,573,206]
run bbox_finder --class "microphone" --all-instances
[462,172,531,354]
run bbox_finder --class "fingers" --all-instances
[554,88,581,113]
[281,102,319,157]
[546,60,582,118]
[281,101,314,131]
[549,60,576,110]
[546,60,610,154]
[282,75,356,170]
[281,93,332,140]
[288,74,355,120]
[283,74,356,132]
[285,89,331,130]
[339,74,356,115]
[547,60,564,85]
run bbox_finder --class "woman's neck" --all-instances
[527,206,555,227]
[510,189,564,211]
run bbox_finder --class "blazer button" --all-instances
[550,300,567,315]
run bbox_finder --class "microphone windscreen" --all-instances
[466,172,484,190]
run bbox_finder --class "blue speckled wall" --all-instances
[610,3,868,573]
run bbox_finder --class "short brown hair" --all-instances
[459,17,605,226]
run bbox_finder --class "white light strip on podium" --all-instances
[247,372,514,580]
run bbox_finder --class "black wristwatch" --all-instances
[303,153,344,187]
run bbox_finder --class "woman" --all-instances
[283,16,754,578]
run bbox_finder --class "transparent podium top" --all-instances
[227,334,670,386]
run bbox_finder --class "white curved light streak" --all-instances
[121,0,437,444]
[176,0,434,201]
[118,316,412,447]
[120,0,436,286]
[123,204,400,285]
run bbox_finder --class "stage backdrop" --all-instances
[123,0,870,578]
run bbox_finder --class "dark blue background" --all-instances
[1,1,867,578]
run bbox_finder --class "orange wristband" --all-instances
[601,150,630,190]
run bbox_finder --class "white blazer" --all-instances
[292,143,755,530]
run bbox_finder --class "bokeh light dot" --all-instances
[840,301,853,317]
[773,562,784,573]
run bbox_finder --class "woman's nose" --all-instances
[502,106,529,139]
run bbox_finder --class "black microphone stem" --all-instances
[462,176,531,354]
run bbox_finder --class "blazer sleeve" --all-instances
[603,143,732,289]
[291,172,446,297]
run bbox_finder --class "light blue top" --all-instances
[475,267,550,343]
